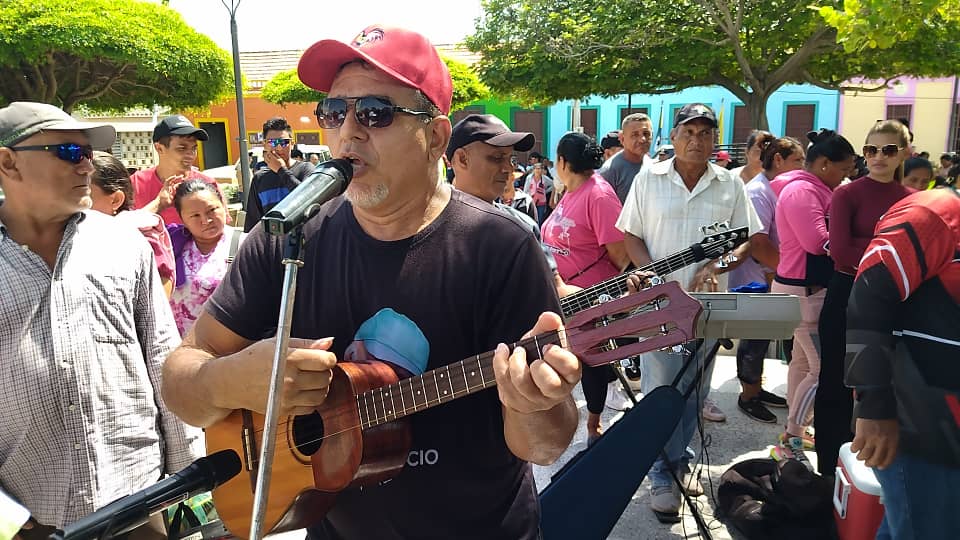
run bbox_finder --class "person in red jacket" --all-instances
[845,187,960,539]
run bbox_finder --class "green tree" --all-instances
[467,0,960,130]
[820,0,960,51]
[261,56,489,113]
[261,69,325,106]
[0,0,232,113]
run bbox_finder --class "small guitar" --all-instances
[559,222,747,317]
[205,282,703,538]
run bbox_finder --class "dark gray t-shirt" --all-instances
[597,152,650,203]
[208,190,558,540]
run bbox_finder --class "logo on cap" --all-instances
[353,28,385,47]
[175,116,191,126]
[691,105,710,116]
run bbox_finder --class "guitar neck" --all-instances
[356,332,564,431]
[559,243,705,317]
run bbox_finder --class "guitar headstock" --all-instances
[563,282,702,367]
[697,222,748,261]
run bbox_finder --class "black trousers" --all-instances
[736,339,771,386]
[582,364,617,415]
[814,271,855,475]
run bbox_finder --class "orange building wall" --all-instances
[188,95,325,168]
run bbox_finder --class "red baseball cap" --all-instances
[716,150,731,161]
[298,25,453,115]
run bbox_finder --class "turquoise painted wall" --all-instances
[533,84,839,159]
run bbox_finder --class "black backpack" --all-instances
[717,458,837,540]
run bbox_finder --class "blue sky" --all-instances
[161,0,485,52]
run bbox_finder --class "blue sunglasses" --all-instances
[9,143,94,164]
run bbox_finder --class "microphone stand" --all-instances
[249,225,305,540]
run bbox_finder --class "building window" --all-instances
[886,104,913,126]
[450,105,485,126]
[577,108,598,139]
[620,107,650,125]
[784,104,816,142]
[731,105,754,145]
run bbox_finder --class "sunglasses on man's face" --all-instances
[266,138,291,148]
[315,96,433,129]
[862,144,902,158]
[9,143,94,164]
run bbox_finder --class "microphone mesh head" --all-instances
[206,449,242,487]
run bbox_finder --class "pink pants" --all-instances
[771,282,826,436]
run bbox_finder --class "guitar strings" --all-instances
[559,231,741,315]
[560,231,740,312]
[243,295,685,448]
[243,330,565,442]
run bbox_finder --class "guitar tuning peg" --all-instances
[716,257,728,269]
[699,225,709,236]
[725,253,738,264]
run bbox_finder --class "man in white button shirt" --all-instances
[616,103,761,522]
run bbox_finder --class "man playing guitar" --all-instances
[161,25,581,539]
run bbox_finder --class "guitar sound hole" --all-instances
[292,412,325,457]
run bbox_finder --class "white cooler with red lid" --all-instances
[834,441,886,540]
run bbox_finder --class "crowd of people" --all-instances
[1,22,957,540]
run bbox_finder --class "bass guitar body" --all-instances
[205,361,410,538]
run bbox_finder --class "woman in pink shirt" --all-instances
[771,129,856,467]
[815,120,913,474]
[541,132,630,444]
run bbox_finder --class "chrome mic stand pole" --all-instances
[249,226,305,540]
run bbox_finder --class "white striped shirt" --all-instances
[616,157,761,291]
[0,211,203,527]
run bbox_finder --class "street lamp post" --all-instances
[223,0,252,205]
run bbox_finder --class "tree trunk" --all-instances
[744,92,770,132]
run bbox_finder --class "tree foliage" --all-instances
[262,56,489,113]
[261,69,325,106]
[467,0,960,129]
[0,0,232,113]
[819,0,960,51]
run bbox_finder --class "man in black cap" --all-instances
[615,103,761,521]
[600,130,623,162]
[447,113,581,298]
[0,102,201,537]
[130,114,214,225]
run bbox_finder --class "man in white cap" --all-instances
[162,25,581,539]
[0,102,202,538]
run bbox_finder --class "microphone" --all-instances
[262,158,353,235]
[51,450,241,540]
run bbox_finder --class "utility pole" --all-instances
[223,0,252,204]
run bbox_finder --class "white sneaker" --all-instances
[605,381,632,411]
[702,397,727,422]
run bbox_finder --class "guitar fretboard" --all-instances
[559,243,706,317]
[356,331,564,430]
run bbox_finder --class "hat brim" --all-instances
[299,39,421,97]
[484,131,535,152]
[166,127,209,141]
[42,120,117,150]
[677,116,718,128]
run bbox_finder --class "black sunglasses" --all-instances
[9,143,94,164]
[862,144,902,158]
[315,96,433,129]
